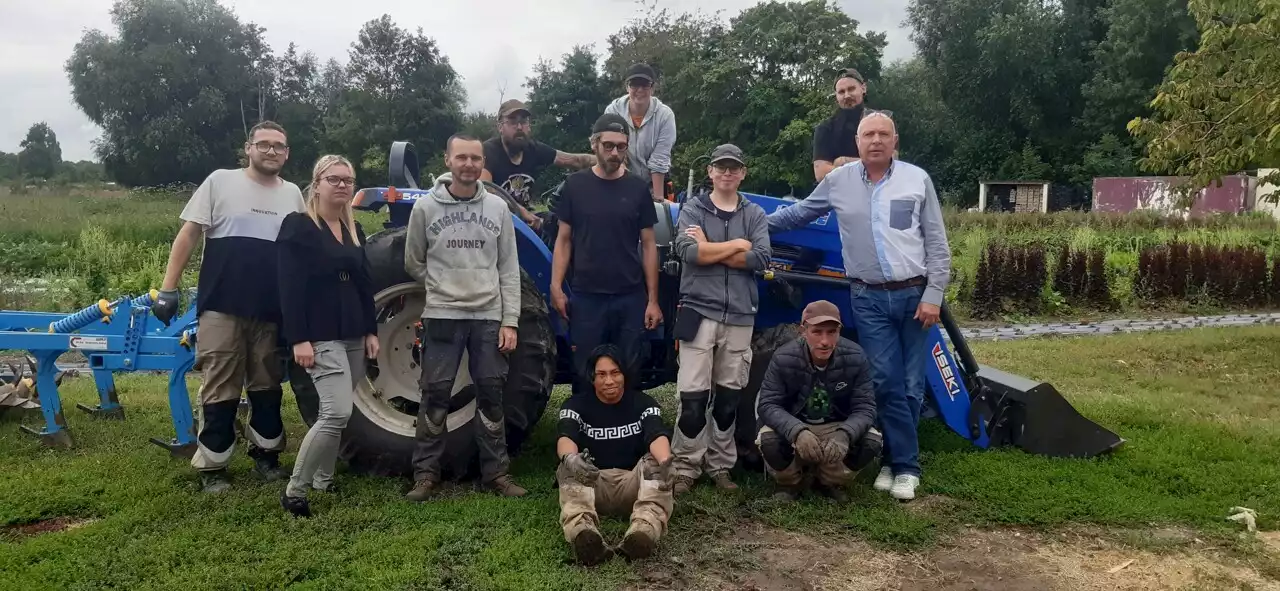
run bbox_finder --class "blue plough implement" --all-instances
[0,290,200,456]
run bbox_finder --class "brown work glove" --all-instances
[793,429,824,463]
[558,451,600,486]
[821,430,851,464]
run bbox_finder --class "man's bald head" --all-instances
[856,112,898,168]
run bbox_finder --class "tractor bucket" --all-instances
[939,305,1125,459]
[972,365,1125,458]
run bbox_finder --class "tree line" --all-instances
[58,0,1279,207]
[1,122,104,185]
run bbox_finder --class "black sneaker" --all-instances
[281,492,312,518]
[253,456,287,482]
[200,470,231,494]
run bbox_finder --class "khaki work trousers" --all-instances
[672,317,753,480]
[756,423,856,487]
[558,455,674,544]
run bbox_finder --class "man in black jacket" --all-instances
[755,300,882,501]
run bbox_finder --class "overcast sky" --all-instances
[1,0,913,162]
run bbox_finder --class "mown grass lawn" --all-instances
[2,325,1279,590]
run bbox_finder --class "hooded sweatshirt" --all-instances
[672,192,772,326]
[404,173,520,327]
[604,95,677,181]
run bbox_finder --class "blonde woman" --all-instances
[276,154,379,517]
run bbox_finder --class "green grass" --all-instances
[2,326,1279,589]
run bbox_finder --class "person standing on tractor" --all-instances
[481,99,596,232]
[151,120,305,493]
[754,301,882,501]
[767,112,952,501]
[668,144,772,495]
[275,155,380,518]
[402,134,527,500]
[812,68,870,183]
[550,113,663,397]
[555,344,674,565]
[604,63,677,202]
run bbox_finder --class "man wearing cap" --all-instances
[768,112,952,501]
[604,63,678,202]
[551,113,663,397]
[812,68,870,183]
[481,99,597,231]
[754,300,881,501]
[668,144,771,495]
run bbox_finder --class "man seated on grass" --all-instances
[554,344,675,566]
[755,300,883,502]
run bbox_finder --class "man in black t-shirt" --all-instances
[550,113,663,396]
[481,99,596,231]
[555,344,674,565]
[812,68,870,183]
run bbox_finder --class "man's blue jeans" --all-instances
[848,283,927,477]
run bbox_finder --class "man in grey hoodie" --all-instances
[403,134,527,500]
[669,144,771,494]
[604,63,678,202]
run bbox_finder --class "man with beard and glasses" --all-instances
[812,68,874,183]
[550,113,663,398]
[151,120,305,493]
[481,99,596,232]
[403,134,527,500]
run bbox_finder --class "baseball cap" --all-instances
[835,67,864,84]
[498,99,530,119]
[801,300,842,326]
[709,144,745,166]
[625,63,656,83]
[592,113,629,135]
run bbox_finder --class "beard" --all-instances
[505,135,529,153]
[833,103,865,131]
[249,157,282,176]
[598,155,624,175]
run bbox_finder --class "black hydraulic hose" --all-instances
[939,302,981,380]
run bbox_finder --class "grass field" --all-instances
[3,326,1280,590]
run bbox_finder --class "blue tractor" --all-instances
[301,141,1124,480]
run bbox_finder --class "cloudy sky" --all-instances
[1,0,913,162]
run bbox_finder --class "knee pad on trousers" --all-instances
[422,401,449,437]
[844,428,884,472]
[246,388,284,440]
[198,399,240,454]
[711,386,741,431]
[678,391,710,438]
[476,386,505,433]
[758,431,794,471]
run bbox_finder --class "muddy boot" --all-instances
[772,483,803,502]
[252,454,287,482]
[570,526,612,566]
[405,478,439,502]
[280,492,311,518]
[484,474,528,498]
[672,475,695,496]
[618,520,659,561]
[200,469,231,494]
[710,471,738,491]
[816,483,850,503]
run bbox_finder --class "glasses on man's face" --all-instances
[252,141,289,154]
[600,141,628,153]
[712,163,744,174]
[322,175,355,188]
[503,117,531,128]
[628,80,652,90]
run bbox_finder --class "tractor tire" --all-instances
[297,225,557,480]
[734,323,801,473]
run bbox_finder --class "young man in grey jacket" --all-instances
[403,134,526,500]
[604,63,677,202]
[669,144,771,494]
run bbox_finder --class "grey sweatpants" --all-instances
[285,339,365,498]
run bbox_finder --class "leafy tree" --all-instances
[1128,0,1280,199]
[0,152,17,180]
[526,46,613,156]
[18,122,63,180]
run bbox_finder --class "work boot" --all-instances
[710,471,738,491]
[200,469,231,494]
[618,521,659,560]
[672,475,695,496]
[570,527,612,566]
[253,454,287,482]
[772,484,802,502]
[280,492,312,518]
[405,478,439,502]
[484,474,527,497]
[816,483,850,503]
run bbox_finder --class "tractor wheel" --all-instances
[734,323,801,473]
[297,225,557,480]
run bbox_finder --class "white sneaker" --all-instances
[890,474,920,501]
[874,467,893,491]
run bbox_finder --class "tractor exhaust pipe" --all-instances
[940,305,1125,458]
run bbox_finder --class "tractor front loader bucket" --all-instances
[939,305,1125,459]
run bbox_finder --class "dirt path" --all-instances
[628,521,1280,591]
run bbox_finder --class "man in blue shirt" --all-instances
[767,111,952,501]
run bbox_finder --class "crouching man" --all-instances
[755,300,882,501]
[555,344,675,566]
